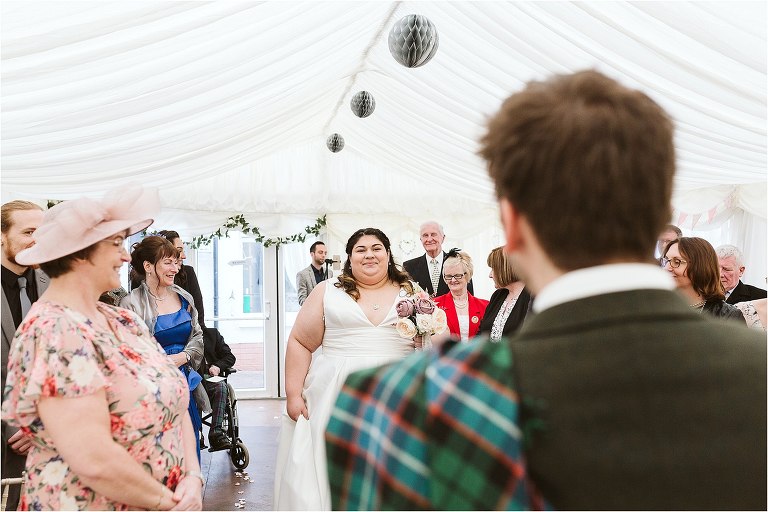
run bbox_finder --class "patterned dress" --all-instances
[1,301,189,511]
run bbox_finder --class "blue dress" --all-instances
[153,295,201,461]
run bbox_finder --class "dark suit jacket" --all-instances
[726,280,767,305]
[403,253,474,296]
[477,287,532,338]
[434,292,489,339]
[511,289,766,510]
[181,265,206,328]
[1,269,49,510]
[201,327,236,375]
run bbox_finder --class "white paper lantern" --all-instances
[388,14,439,68]
[350,91,376,118]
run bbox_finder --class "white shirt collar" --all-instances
[425,252,443,266]
[533,263,676,313]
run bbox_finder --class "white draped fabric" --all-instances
[2,2,765,285]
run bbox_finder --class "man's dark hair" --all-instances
[310,241,325,253]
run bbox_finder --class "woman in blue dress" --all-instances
[122,236,209,461]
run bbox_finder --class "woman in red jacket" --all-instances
[434,249,489,342]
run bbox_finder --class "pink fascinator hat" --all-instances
[16,184,160,266]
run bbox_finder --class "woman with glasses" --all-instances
[121,236,209,463]
[1,186,203,510]
[478,247,532,340]
[434,249,489,342]
[662,237,744,322]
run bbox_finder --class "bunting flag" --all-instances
[691,213,702,228]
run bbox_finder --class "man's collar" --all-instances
[2,264,32,286]
[425,252,443,263]
[533,263,675,313]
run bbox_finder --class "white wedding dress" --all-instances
[273,279,415,510]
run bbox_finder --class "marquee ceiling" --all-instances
[2,1,765,227]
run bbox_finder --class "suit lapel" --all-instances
[726,281,746,305]
[467,294,484,337]
[36,269,50,295]
[443,296,459,335]
[1,286,14,352]
[413,257,432,295]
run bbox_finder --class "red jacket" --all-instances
[434,292,489,340]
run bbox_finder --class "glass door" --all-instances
[196,233,278,398]
[193,234,334,398]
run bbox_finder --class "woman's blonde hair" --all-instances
[486,246,522,288]
[443,249,474,281]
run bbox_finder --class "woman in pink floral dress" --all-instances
[1,186,203,510]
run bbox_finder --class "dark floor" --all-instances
[201,399,283,511]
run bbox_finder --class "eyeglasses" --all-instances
[101,236,127,251]
[443,273,466,282]
[661,257,687,269]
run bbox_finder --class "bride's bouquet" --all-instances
[393,289,447,350]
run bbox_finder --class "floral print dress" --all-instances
[1,301,190,511]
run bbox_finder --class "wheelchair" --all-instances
[200,368,249,470]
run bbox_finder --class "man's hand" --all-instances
[208,365,220,377]
[8,429,32,455]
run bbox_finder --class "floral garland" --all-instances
[188,214,326,249]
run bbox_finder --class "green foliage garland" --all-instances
[189,214,326,249]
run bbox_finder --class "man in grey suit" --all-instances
[1,200,48,510]
[326,71,765,510]
[296,241,333,306]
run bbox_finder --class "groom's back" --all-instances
[511,290,767,510]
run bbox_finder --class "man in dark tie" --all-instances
[716,244,767,304]
[402,221,473,297]
[296,241,333,306]
[326,70,765,510]
[1,200,48,510]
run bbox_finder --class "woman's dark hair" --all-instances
[128,236,178,284]
[157,229,187,287]
[335,228,414,300]
[39,244,99,278]
[663,237,724,301]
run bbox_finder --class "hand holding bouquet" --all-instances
[394,290,447,350]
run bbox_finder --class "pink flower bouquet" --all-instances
[394,290,447,349]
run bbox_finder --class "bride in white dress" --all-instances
[274,228,419,510]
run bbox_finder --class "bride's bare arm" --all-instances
[285,282,327,421]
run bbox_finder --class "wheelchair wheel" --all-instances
[227,382,236,407]
[231,440,249,470]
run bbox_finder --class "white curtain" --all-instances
[2,2,765,280]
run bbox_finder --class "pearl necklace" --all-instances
[453,295,468,309]
[689,300,706,308]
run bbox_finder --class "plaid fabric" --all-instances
[326,340,546,511]
[202,379,228,432]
